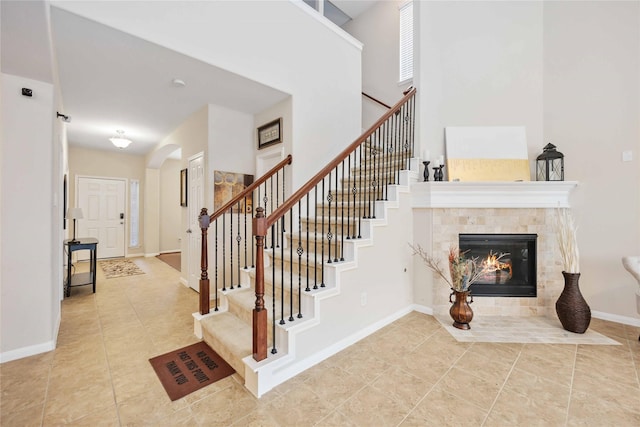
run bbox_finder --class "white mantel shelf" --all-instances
[411,181,578,209]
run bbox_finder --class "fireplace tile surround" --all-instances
[412,181,578,318]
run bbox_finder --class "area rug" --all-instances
[149,341,235,401]
[99,259,145,279]
[435,314,621,345]
[156,252,181,271]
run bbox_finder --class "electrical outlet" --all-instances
[360,292,367,306]
[622,150,633,162]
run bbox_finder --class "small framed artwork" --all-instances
[180,168,188,207]
[257,118,282,150]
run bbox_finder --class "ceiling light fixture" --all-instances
[171,78,186,87]
[109,129,132,149]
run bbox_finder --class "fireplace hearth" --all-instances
[459,233,537,297]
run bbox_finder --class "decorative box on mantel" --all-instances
[411,181,579,318]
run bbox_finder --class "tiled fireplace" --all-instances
[412,181,578,318]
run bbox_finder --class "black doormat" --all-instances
[149,341,235,401]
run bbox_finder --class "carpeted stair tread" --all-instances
[200,312,252,377]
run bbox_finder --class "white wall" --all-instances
[161,107,208,279]
[543,1,640,319]
[1,73,58,361]
[413,0,640,320]
[159,158,181,253]
[416,1,544,177]
[343,0,412,129]
[208,104,254,211]
[51,0,362,190]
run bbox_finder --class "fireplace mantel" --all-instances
[411,181,578,209]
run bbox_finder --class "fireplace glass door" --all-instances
[459,234,537,297]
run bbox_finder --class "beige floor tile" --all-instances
[399,387,487,427]
[43,379,116,425]
[4,257,640,427]
[568,389,640,426]
[64,404,120,426]
[303,365,368,407]
[336,384,412,427]
[371,366,433,407]
[484,389,568,426]
[435,366,503,411]
[117,386,188,426]
[265,382,333,427]
[189,381,258,426]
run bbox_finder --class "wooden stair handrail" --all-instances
[362,92,392,110]
[209,154,292,222]
[263,87,416,229]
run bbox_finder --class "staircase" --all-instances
[194,88,417,397]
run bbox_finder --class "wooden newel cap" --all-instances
[253,207,267,236]
[198,208,210,228]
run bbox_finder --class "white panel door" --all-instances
[188,153,205,291]
[77,177,126,259]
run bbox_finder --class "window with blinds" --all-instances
[399,1,414,83]
[130,179,139,247]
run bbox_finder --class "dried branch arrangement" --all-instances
[555,209,580,274]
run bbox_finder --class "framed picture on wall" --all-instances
[180,168,188,207]
[257,118,282,149]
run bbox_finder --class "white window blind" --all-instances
[130,179,139,247]
[399,1,414,83]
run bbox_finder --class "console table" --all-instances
[64,238,98,297]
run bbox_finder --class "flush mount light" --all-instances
[171,78,186,87]
[109,129,132,149]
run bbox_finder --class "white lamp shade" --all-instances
[67,207,83,220]
[110,136,132,149]
[109,129,133,149]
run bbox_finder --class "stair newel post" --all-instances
[252,207,268,361]
[198,208,210,315]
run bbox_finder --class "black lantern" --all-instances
[536,143,564,181]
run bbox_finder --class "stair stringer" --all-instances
[242,168,419,398]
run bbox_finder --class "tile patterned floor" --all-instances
[1,257,639,426]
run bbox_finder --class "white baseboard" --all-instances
[145,253,160,258]
[0,340,56,364]
[179,277,189,287]
[592,310,640,327]
[160,250,181,254]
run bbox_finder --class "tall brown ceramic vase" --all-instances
[449,290,473,330]
[555,271,591,334]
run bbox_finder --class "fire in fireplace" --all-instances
[459,234,537,297]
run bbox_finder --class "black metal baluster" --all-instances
[289,207,294,322]
[214,219,219,311]
[371,137,377,219]
[222,214,227,291]
[279,214,285,325]
[340,160,345,261]
[410,95,416,160]
[297,199,303,318]
[385,120,391,199]
[230,207,234,290]
[305,194,310,292]
[271,223,277,355]
[314,185,319,290]
[320,180,325,287]
[357,146,362,238]
[346,153,352,240]
[327,173,333,264]
[236,201,241,288]
[334,168,339,263]
[244,197,248,269]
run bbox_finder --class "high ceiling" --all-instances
[1,1,378,158]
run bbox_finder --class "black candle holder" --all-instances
[422,161,430,181]
[433,165,445,181]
